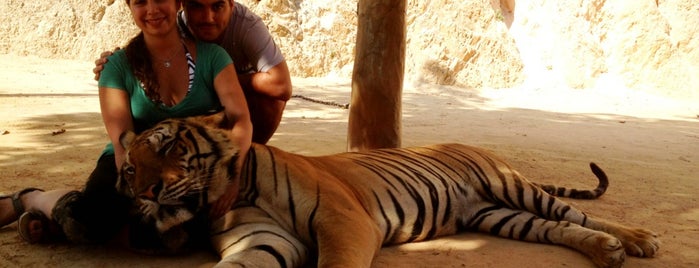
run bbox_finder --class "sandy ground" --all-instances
[0,54,697,267]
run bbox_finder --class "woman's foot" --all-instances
[0,188,44,227]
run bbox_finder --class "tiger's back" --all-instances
[242,143,606,247]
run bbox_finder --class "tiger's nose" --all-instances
[139,182,162,200]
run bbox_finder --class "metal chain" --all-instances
[291,94,350,109]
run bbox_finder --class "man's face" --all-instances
[182,0,234,43]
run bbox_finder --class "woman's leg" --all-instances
[51,154,132,244]
[0,189,71,227]
[1,154,131,244]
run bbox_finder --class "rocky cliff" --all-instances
[1,0,696,98]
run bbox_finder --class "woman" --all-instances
[0,0,251,246]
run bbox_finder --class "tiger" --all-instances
[115,112,659,268]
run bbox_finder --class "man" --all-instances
[95,0,292,144]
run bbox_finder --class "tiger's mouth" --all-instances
[136,188,208,234]
[138,199,197,233]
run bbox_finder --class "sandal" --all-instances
[17,210,51,244]
[17,210,63,244]
[0,188,44,227]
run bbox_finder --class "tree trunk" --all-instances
[347,0,406,151]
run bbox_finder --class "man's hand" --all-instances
[93,48,120,81]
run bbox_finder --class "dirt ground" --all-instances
[0,54,697,267]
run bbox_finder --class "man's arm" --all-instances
[237,60,292,101]
[238,60,292,144]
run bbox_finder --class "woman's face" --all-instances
[128,0,181,36]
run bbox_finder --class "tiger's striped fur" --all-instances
[117,113,659,268]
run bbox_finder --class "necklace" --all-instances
[153,42,183,68]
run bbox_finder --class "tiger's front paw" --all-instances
[590,235,625,268]
[161,226,190,252]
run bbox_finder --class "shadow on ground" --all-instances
[1,79,697,267]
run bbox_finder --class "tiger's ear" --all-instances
[190,109,228,129]
[119,131,137,150]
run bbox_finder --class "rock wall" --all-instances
[0,0,696,97]
[505,0,698,98]
[0,0,135,61]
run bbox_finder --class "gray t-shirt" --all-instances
[179,2,284,74]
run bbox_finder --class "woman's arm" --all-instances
[98,86,134,169]
[214,64,253,153]
[210,64,253,219]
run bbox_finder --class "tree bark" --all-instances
[347,0,406,151]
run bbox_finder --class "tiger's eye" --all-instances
[124,166,136,175]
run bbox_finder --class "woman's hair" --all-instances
[125,33,161,104]
[122,0,183,105]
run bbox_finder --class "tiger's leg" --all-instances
[550,203,660,258]
[467,205,626,268]
[511,187,660,258]
[483,179,659,259]
[210,206,308,268]
[313,212,383,268]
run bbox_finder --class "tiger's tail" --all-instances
[534,162,608,199]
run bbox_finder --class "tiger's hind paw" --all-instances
[595,219,660,258]
[620,227,660,258]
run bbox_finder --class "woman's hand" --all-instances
[209,180,239,220]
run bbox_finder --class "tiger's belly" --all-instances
[357,179,485,245]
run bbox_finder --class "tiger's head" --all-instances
[116,112,240,235]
